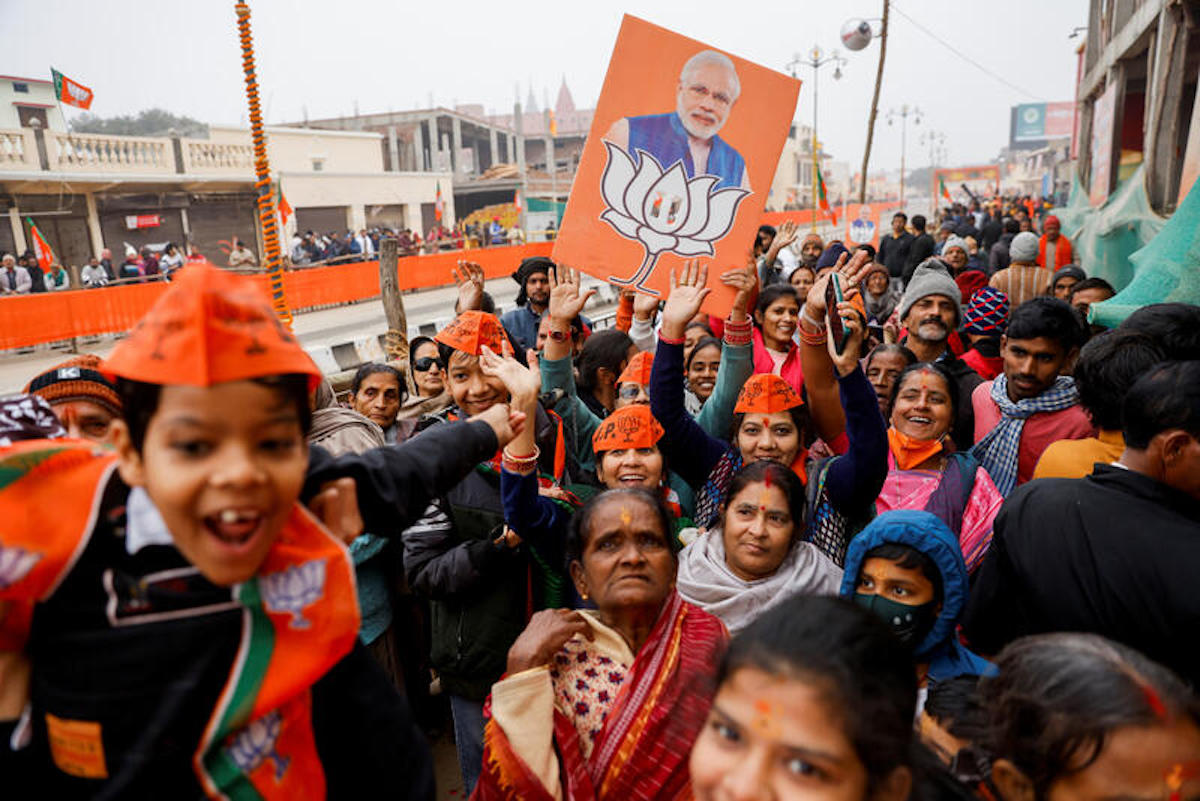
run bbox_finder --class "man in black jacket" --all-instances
[903,214,935,286]
[963,361,1200,685]
[988,218,1020,274]
[877,212,914,279]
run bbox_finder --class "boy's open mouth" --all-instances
[203,509,264,546]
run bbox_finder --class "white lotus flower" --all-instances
[599,141,749,295]
[259,559,326,629]
[227,710,290,780]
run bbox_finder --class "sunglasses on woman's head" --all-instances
[413,356,443,372]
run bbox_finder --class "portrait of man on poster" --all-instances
[604,49,750,191]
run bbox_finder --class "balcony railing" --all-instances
[49,131,174,173]
[0,128,40,171]
[184,141,254,173]
[0,127,257,178]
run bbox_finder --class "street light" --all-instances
[787,45,846,230]
[919,129,946,168]
[887,104,921,208]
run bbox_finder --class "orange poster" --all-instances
[552,15,801,313]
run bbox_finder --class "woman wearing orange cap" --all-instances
[649,262,888,565]
[402,309,572,794]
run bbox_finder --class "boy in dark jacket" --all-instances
[0,265,520,800]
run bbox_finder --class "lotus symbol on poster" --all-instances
[227,710,290,781]
[599,141,749,295]
[260,559,326,629]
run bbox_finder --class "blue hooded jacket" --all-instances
[838,510,994,681]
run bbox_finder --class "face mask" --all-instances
[854,592,938,648]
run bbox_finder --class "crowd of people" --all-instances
[1,194,1198,801]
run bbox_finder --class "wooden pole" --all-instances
[859,0,889,203]
[379,237,408,362]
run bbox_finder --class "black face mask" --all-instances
[854,592,938,648]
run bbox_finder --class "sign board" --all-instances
[1011,102,1076,146]
[125,214,162,230]
[1089,82,1118,207]
[552,15,801,313]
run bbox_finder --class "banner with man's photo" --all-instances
[552,15,801,315]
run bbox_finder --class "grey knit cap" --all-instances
[942,235,969,257]
[1009,231,1039,263]
[899,259,962,326]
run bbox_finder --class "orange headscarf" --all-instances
[592,404,664,453]
[103,263,320,390]
[616,350,653,387]
[734,373,804,415]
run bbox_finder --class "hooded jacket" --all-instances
[839,510,993,681]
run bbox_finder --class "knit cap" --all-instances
[962,287,1010,336]
[942,235,969,257]
[25,354,122,417]
[1009,231,1039,263]
[898,259,962,326]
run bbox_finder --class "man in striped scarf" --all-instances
[971,297,1094,495]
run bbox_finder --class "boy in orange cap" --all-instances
[0,264,522,799]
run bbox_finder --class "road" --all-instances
[0,275,615,393]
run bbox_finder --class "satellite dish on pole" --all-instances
[841,19,873,51]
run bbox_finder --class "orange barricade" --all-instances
[0,243,553,351]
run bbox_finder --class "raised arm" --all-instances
[696,260,756,440]
[818,301,889,513]
[798,250,877,444]
[649,261,729,487]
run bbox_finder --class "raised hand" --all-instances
[452,260,485,312]
[805,248,875,319]
[828,300,868,377]
[721,256,758,322]
[632,287,661,322]
[479,341,541,405]
[660,259,711,340]
[506,609,596,674]
[770,219,800,253]
[548,263,596,325]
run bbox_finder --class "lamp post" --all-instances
[788,46,846,231]
[887,104,921,208]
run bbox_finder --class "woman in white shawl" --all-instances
[677,460,842,634]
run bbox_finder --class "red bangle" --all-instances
[659,333,685,345]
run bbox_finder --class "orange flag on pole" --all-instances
[27,218,55,271]
[51,68,93,110]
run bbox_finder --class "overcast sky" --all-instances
[3,0,1087,175]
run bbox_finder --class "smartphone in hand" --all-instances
[825,274,848,354]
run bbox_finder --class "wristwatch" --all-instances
[548,329,571,342]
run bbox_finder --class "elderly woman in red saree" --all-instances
[472,488,728,800]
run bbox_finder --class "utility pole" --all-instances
[859,0,889,203]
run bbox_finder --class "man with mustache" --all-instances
[896,260,984,451]
[970,297,1093,496]
[605,49,750,191]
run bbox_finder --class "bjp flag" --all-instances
[552,15,800,316]
[28,218,55,271]
[51,68,93,110]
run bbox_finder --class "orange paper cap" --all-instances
[434,310,505,356]
[592,404,664,453]
[734,374,804,415]
[846,291,867,323]
[103,264,320,390]
[616,350,653,387]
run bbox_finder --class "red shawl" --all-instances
[472,592,727,801]
[751,327,805,397]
